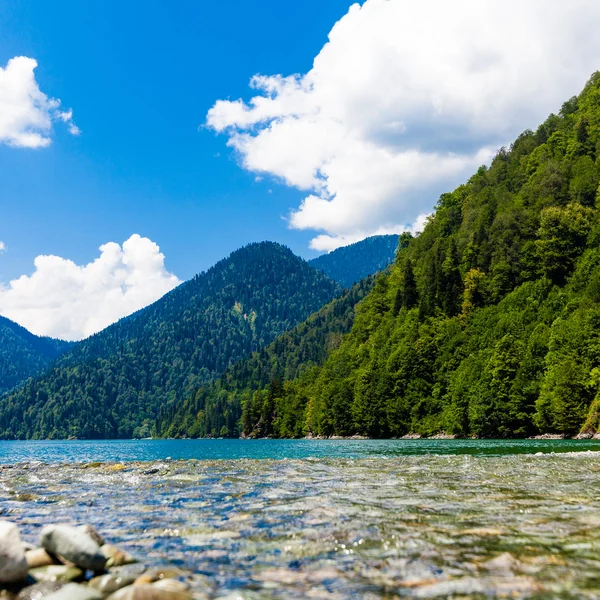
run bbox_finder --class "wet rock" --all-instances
[43,583,102,600]
[26,549,56,569]
[88,574,136,595]
[573,432,593,439]
[17,581,65,600]
[152,580,189,593]
[77,527,104,548]
[100,546,136,568]
[40,526,106,572]
[139,568,187,583]
[29,566,83,583]
[107,584,191,600]
[0,521,29,583]
[107,566,146,579]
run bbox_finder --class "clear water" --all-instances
[1,437,600,463]
[3,440,600,598]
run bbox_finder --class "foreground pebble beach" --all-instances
[3,452,600,598]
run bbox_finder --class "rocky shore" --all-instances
[0,521,194,600]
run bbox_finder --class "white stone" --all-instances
[0,520,29,583]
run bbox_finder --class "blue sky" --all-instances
[1,0,599,340]
[0,0,354,283]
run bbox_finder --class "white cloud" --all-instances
[0,56,79,148]
[207,0,600,249]
[0,242,5,253]
[0,235,181,341]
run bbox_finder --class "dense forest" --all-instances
[0,243,342,439]
[155,274,378,438]
[308,235,399,287]
[0,317,72,395]
[181,73,600,439]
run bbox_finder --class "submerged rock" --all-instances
[0,520,29,583]
[40,526,106,572]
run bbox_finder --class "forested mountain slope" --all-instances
[0,317,72,395]
[154,274,377,439]
[0,242,342,439]
[309,235,399,287]
[233,73,600,439]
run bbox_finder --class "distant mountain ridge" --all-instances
[0,242,342,439]
[0,316,72,395]
[155,274,377,439]
[309,235,399,287]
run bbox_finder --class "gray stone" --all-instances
[88,573,136,595]
[107,565,146,579]
[43,583,102,600]
[0,520,29,583]
[76,526,104,548]
[17,581,65,600]
[29,566,83,583]
[40,526,106,572]
[100,545,136,568]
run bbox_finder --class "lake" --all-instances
[2,437,600,463]
[3,440,600,598]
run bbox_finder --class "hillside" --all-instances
[309,235,399,287]
[154,274,377,439]
[0,242,342,439]
[0,316,72,395]
[230,73,600,439]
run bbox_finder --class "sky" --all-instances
[1,0,600,340]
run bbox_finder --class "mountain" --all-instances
[0,242,342,439]
[154,274,377,439]
[0,316,72,395]
[309,235,399,287]
[225,73,600,439]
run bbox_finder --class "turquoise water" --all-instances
[1,437,600,463]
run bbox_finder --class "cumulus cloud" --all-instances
[207,0,600,250]
[0,56,79,148]
[0,242,5,253]
[0,235,181,341]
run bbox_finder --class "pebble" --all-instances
[28,566,83,583]
[100,545,136,568]
[107,584,191,600]
[88,574,136,595]
[0,521,29,583]
[76,526,104,548]
[40,526,106,572]
[25,550,56,570]
[17,581,65,600]
[43,583,102,600]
